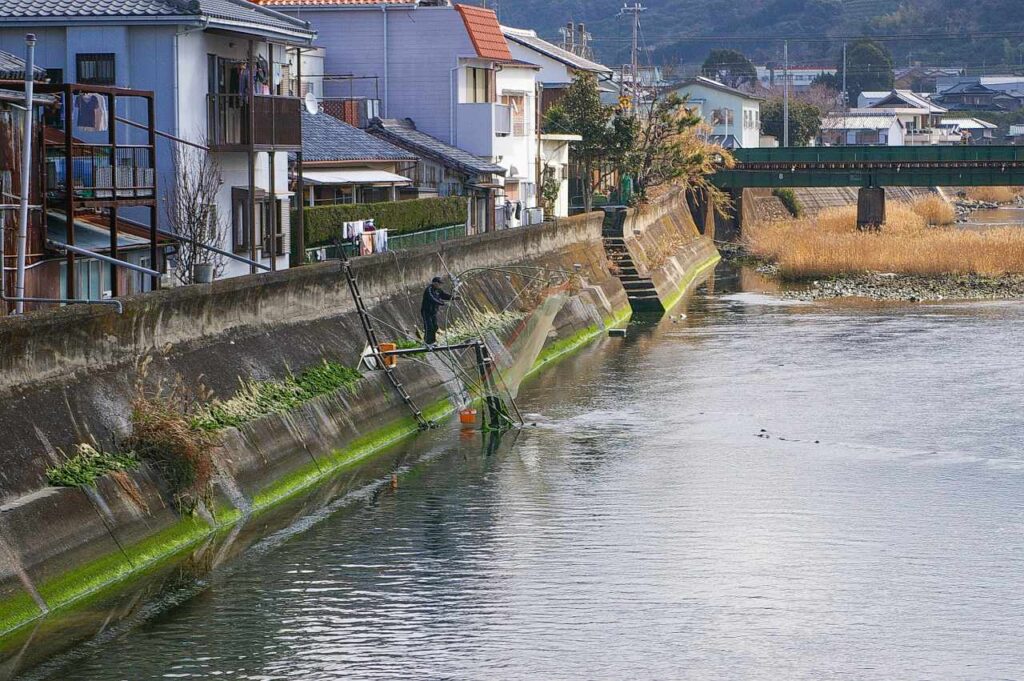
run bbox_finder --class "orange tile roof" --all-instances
[455,4,512,62]
[251,0,416,6]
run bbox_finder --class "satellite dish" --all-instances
[304,91,318,115]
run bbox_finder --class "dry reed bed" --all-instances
[963,186,1024,204]
[745,199,1024,279]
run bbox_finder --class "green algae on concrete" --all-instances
[0,590,41,637]
[525,305,633,380]
[659,251,721,315]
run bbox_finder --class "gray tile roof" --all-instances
[300,110,415,163]
[0,48,46,80]
[502,28,611,75]
[0,0,313,39]
[367,118,506,177]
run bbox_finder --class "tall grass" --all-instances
[964,187,1024,204]
[745,201,1024,278]
[910,195,956,226]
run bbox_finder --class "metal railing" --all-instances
[44,144,155,201]
[207,94,302,148]
[304,223,468,262]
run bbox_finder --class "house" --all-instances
[1,46,170,309]
[0,0,317,284]
[932,80,1024,112]
[367,117,507,230]
[756,65,836,92]
[819,112,904,146]
[674,77,764,149]
[856,90,952,144]
[894,66,963,93]
[296,110,415,207]
[251,0,541,230]
[937,117,999,144]
[501,25,605,217]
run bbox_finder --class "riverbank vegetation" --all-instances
[963,187,1024,205]
[746,199,1024,279]
[47,444,140,488]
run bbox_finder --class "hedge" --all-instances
[297,196,469,250]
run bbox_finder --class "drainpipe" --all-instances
[450,63,460,145]
[14,33,36,314]
[382,6,389,117]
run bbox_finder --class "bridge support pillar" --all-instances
[857,186,886,230]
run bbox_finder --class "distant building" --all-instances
[819,112,905,146]
[937,117,998,144]
[932,80,1024,112]
[856,90,954,144]
[894,66,964,93]
[755,65,836,92]
[674,77,764,149]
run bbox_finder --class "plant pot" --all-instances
[192,263,215,284]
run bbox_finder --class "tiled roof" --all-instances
[0,0,314,39]
[300,110,416,162]
[455,4,512,62]
[0,48,46,80]
[822,112,900,130]
[368,118,506,177]
[501,27,611,75]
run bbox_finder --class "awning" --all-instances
[47,213,149,252]
[302,169,412,186]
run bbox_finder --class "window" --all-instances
[45,68,63,84]
[76,53,116,85]
[466,67,493,103]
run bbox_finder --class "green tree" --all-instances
[701,49,758,89]
[544,73,635,214]
[838,39,894,104]
[623,93,734,210]
[760,99,822,146]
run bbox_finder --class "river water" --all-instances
[28,265,1024,680]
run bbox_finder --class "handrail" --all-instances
[46,240,161,277]
[156,229,272,272]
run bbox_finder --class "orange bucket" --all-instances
[459,408,478,425]
[378,342,397,368]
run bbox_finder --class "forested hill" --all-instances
[485,0,1024,71]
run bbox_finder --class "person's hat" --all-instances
[431,276,443,284]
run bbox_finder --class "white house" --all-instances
[756,65,836,92]
[253,0,541,231]
[674,77,763,149]
[501,25,607,217]
[857,90,951,144]
[0,0,317,280]
[819,112,905,146]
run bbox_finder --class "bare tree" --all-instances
[166,142,225,285]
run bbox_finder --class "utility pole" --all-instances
[783,39,790,147]
[619,3,646,100]
[15,33,36,314]
[842,41,848,109]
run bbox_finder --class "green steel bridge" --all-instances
[712,146,1024,189]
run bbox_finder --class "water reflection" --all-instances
[19,264,1024,680]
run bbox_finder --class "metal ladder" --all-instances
[339,247,432,430]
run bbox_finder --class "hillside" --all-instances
[486,0,1024,73]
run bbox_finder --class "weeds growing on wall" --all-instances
[128,395,219,514]
[191,361,363,432]
[772,188,803,218]
[46,444,140,488]
[442,310,527,345]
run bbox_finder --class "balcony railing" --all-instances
[44,144,155,202]
[207,94,302,150]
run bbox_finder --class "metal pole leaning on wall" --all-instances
[14,33,36,314]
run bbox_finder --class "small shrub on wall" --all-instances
[298,196,469,251]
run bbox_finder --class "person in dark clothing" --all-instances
[421,276,453,346]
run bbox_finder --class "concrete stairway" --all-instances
[603,236,663,313]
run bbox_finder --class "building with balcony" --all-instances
[674,77,764,149]
[250,0,540,230]
[0,0,317,281]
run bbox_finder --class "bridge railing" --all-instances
[730,145,1024,165]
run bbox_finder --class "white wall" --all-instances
[677,83,761,148]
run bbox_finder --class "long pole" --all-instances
[14,33,36,314]
[783,40,790,147]
[842,41,848,108]
[294,46,305,265]
[631,7,640,97]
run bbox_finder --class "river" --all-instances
[23,265,1024,680]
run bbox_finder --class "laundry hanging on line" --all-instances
[75,93,108,132]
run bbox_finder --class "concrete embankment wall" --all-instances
[0,191,716,656]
